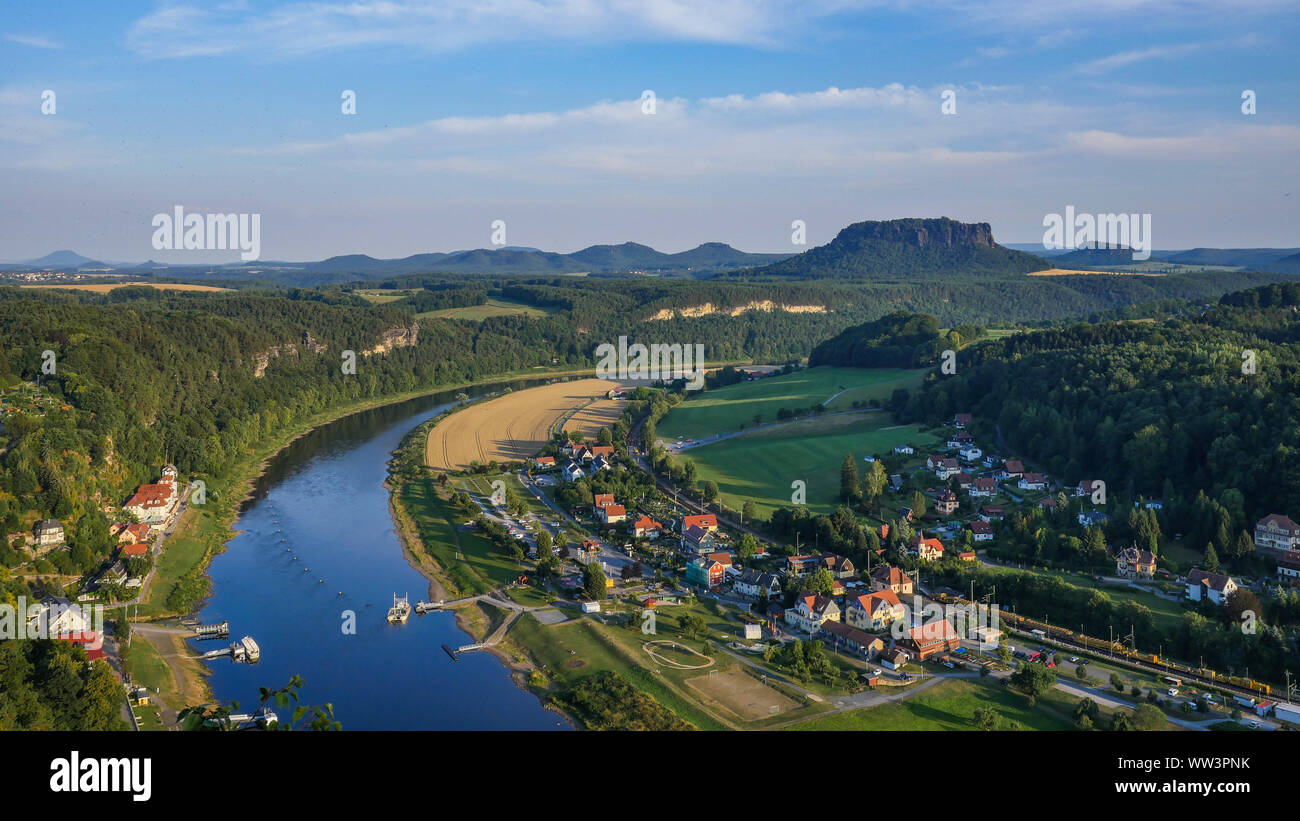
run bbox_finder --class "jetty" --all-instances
[199,635,262,664]
[191,621,230,640]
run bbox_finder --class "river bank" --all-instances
[130,366,597,716]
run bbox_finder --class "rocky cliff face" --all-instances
[834,218,996,249]
[363,323,419,356]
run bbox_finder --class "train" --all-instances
[932,592,1272,696]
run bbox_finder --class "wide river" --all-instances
[193,380,571,730]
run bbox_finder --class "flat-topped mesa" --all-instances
[835,218,996,249]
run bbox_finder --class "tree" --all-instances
[679,612,707,640]
[736,533,759,560]
[582,561,606,601]
[909,490,927,518]
[1010,662,1056,698]
[1110,672,1126,692]
[840,455,860,502]
[1203,542,1220,573]
[806,567,834,596]
[701,481,719,505]
[973,705,1000,731]
[742,500,758,523]
[862,459,888,507]
[1075,663,1088,681]
[1132,703,1167,731]
[535,529,553,562]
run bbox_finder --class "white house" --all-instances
[1018,473,1048,491]
[1185,568,1238,605]
[893,444,914,455]
[959,446,982,463]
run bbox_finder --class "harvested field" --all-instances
[18,281,229,292]
[1026,268,1163,277]
[685,670,798,720]
[425,378,626,471]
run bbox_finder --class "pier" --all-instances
[198,635,262,664]
[191,621,229,640]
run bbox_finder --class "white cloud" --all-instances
[4,34,63,49]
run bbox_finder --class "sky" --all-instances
[1,0,1298,262]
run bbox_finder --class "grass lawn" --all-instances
[137,507,220,618]
[993,566,1188,632]
[658,366,924,440]
[683,413,941,518]
[127,633,174,698]
[418,297,553,322]
[398,478,525,596]
[786,677,1075,731]
[355,289,418,304]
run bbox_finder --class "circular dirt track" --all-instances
[642,640,716,670]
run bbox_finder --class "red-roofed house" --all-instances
[1000,460,1025,479]
[593,493,616,509]
[632,515,663,539]
[905,620,961,660]
[969,520,993,542]
[682,514,718,533]
[909,532,945,562]
[533,455,557,470]
[954,413,972,428]
[1256,514,1300,551]
[784,594,841,634]
[970,477,998,498]
[600,504,627,525]
[871,565,914,596]
[121,543,149,558]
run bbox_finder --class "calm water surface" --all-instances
[194,382,571,730]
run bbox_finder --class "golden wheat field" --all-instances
[425,378,627,471]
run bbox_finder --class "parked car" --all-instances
[1168,687,1179,696]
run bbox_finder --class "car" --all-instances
[1168,687,1179,696]
[1069,656,1080,663]
[942,661,955,669]
[1248,721,1260,729]
[871,669,883,677]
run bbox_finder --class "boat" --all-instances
[387,592,411,624]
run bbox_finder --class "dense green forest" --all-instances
[0,639,125,730]
[808,310,948,368]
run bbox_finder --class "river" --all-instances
[192,381,571,730]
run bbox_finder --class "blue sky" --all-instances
[2,0,1298,262]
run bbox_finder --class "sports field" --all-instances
[658,366,924,439]
[682,412,940,517]
[425,378,625,471]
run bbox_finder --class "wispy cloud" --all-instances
[4,33,63,49]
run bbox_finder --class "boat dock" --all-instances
[191,621,230,640]
[198,635,261,664]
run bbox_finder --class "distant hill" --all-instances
[808,310,943,368]
[304,242,790,276]
[0,250,109,270]
[1053,243,1147,266]
[1159,247,1300,270]
[1271,251,1300,274]
[751,218,1050,279]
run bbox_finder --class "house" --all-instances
[959,445,982,463]
[953,413,972,428]
[1116,547,1156,579]
[1184,567,1238,605]
[34,519,65,548]
[1038,497,1059,510]
[561,461,585,482]
[533,455,557,470]
[734,569,782,599]
[893,445,915,455]
[954,473,973,491]
[1277,553,1300,582]
[871,565,914,596]
[116,523,151,545]
[680,525,719,555]
[1255,514,1300,551]
[97,560,128,587]
[1000,459,1025,479]
[121,542,149,558]
[973,626,1002,650]
[820,621,885,658]
[26,595,92,637]
[1018,473,1047,491]
[1075,479,1102,498]
[979,505,1005,521]
[905,620,961,660]
[123,480,179,524]
[685,558,725,590]
[908,532,945,562]
[706,551,734,570]
[591,455,612,472]
[845,589,906,631]
[821,554,857,579]
[682,514,719,533]
[784,593,841,634]
[970,477,998,498]
[958,551,976,562]
[588,444,616,460]
[879,648,910,670]
[934,489,959,515]
[631,515,664,539]
[946,432,974,449]
[968,520,993,542]
[581,601,601,613]
[600,505,627,525]
[899,506,914,522]
[933,458,960,480]
[594,493,616,509]
[1078,510,1111,527]
[889,474,904,492]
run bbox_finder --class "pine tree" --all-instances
[840,455,860,502]
[1203,542,1220,573]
